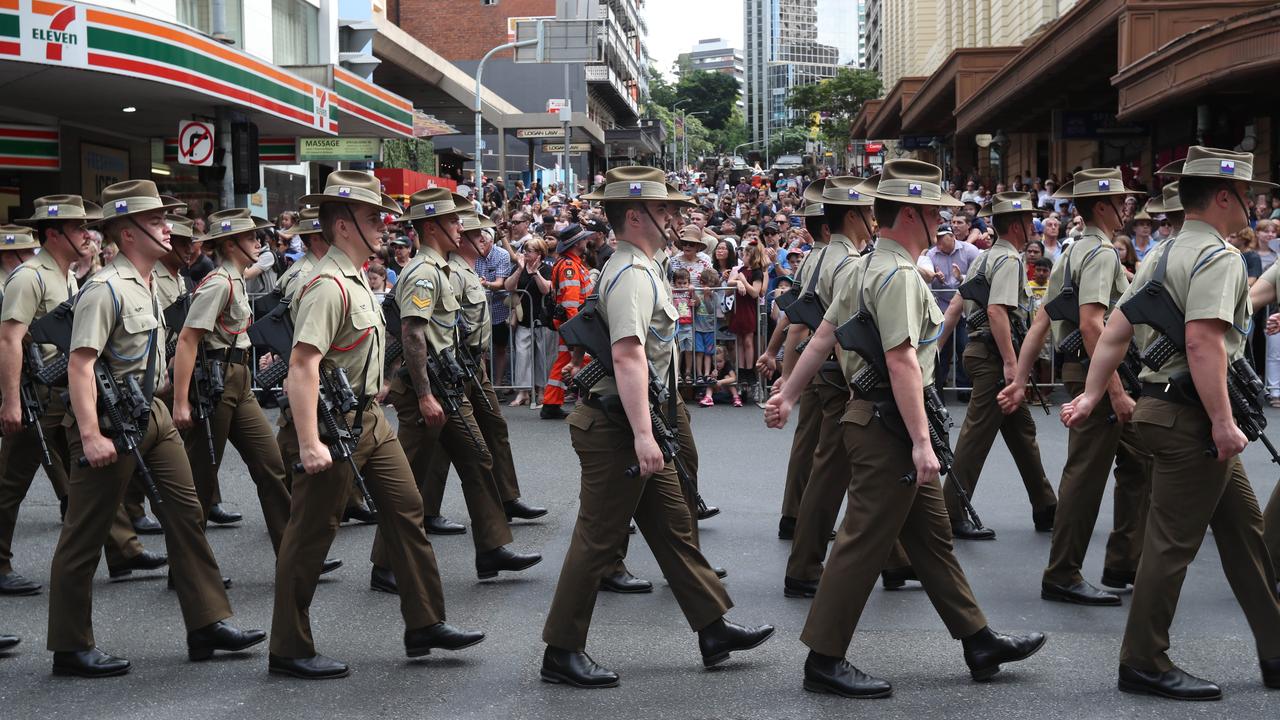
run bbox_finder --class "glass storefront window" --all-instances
[272,0,320,66]
[177,0,246,48]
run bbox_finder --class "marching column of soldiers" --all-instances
[0,150,1277,702]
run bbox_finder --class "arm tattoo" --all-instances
[402,316,433,398]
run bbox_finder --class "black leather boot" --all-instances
[697,617,775,668]
[600,571,652,594]
[370,566,398,594]
[423,515,466,534]
[951,518,996,541]
[404,622,485,657]
[961,626,1047,681]
[540,645,619,688]
[783,576,818,598]
[269,653,349,680]
[52,647,130,677]
[187,621,266,661]
[802,650,892,698]
[504,498,549,521]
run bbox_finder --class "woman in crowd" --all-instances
[505,238,556,409]
[1023,240,1046,280]
[727,241,765,399]
[1112,234,1138,278]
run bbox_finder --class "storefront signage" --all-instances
[542,143,590,153]
[80,143,128,198]
[0,123,58,170]
[515,128,565,139]
[298,137,381,162]
[332,66,413,139]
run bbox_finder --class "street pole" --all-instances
[476,37,538,188]
[563,64,572,196]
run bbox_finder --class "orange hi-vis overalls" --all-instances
[543,252,593,406]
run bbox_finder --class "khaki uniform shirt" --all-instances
[1259,255,1280,290]
[823,237,942,390]
[71,253,166,382]
[447,253,490,350]
[292,246,385,397]
[185,261,251,351]
[154,263,184,310]
[1118,219,1250,384]
[2,250,76,363]
[395,246,459,353]
[963,238,1030,331]
[277,251,317,299]
[590,240,677,396]
[1045,227,1128,346]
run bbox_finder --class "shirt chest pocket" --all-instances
[120,308,160,335]
[349,307,381,332]
[464,283,487,307]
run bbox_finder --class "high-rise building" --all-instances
[864,0,883,76]
[677,38,745,109]
[744,0,844,149]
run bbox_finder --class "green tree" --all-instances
[767,126,808,158]
[786,67,881,120]
[674,70,741,131]
[380,138,436,174]
[647,65,679,109]
[709,108,748,154]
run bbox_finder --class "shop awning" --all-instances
[866,77,925,140]
[1113,5,1280,121]
[850,99,882,140]
[288,64,415,138]
[0,0,337,137]
[953,0,1123,135]
[900,47,1020,136]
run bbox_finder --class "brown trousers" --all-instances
[373,385,511,561]
[0,387,145,576]
[945,343,1056,521]
[780,379,821,519]
[47,401,231,651]
[543,403,731,652]
[422,363,522,514]
[1265,482,1280,578]
[801,400,987,657]
[184,362,291,552]
[277,408,363,512]
[1043,376,1151,586]
[271,405,445,658]
[787,375,910,581]
[1120,397,1280,671]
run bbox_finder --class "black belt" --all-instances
[1141,381,1198,407]
[207,348,250,365]
[854,387,895,402]
[582,393,619,411]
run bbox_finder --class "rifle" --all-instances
[2,344,54,471]
[1059,330,1144,424]
[290,365,377,516]
[1168,359,1280,464]
[191,342,224,464]
[835,309,986,531]
[79,361,164,510]
[959,256,1049,413]
[453,330,494,413]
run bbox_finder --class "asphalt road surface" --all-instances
[1,394,1277,719]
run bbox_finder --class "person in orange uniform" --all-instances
[540,225,595,420]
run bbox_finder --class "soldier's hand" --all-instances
[996,381,1025,415]
[258,352,277,372]
[755,352,776,379]
[763,393,791,429]
[1268,312,1280,336]
[172,398,194,431]
[0,399,23,436]
[1060,395,1097,428]
[419,394,446,429]
[1109,390,1136,425]
[82,431,117,468]
[375,381,391,405]
[1211,420,1249,460]
[633,434,664,477]
[771,375,785,397]
[300,439,333,474]
[1002,362,1018,388]
[911,442,941,487]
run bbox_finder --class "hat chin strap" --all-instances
[641,204,669,248]
[127,216,169,254]
[343,204,380,257]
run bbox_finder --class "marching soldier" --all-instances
[996,178,1152,606]
[540,166,773,689]
[540,223,593,420]
[418,210,548,529]
[370,187,541,595]
[2,200,165,598]
[273,172,482,679]
[1063,146,1280,700]
[758,200,829,539]
[941,192,1058,539]
[766,160,1046,698]
[49,180,263,677]
[171,209,341,576]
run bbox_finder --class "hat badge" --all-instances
[1012,200,1022,209]
[220,220,232,232]
[628,182,643,196]
[47,205,59,217]
[1220,160,1236,175]
[337,187,352,198]
[310,219,321,229]
[1097,180,1111,191]
[846,188,859,200]
[114,200,129,212]
[907,183,922,197]
[423,204,435,215]
[3,235,13,244]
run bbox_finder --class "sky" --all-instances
[643,0,743,80]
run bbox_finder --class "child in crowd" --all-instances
[700,345,741,407]
[366,261,390,303]
[1027,257,1052,303]
[672,268,696,383]
[695,268,721,384]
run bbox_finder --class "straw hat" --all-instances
[200,208,274,243]
[852,161,963,207]
[16,194,102,225]
[298,170,402,213]
[1155,145,1277,191]
[89,180,185,226]
[1052,168,1144,199]
[0,224,40,251]
[977,191,1038,218]
[1144,182,1183,215]
[580,166,694,206]
[802,177,872,207]
[400,187,471,223]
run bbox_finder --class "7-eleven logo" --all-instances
[30,2,78,62]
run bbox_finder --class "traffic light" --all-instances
[231,121,260,194]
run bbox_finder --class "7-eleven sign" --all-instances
[19,0,88,66]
